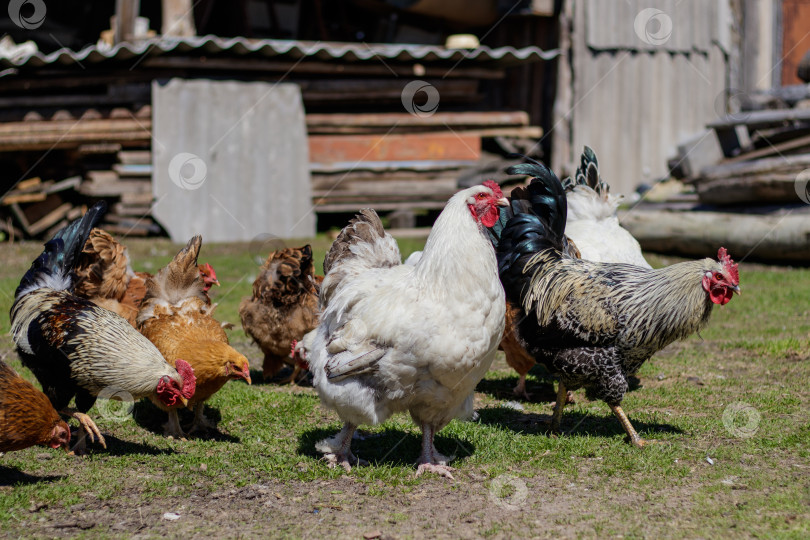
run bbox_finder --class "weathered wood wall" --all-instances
[152,79,314,242]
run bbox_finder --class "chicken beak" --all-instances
[243,369,252,385]
[213,279,221,287]
[179,396,189,407]
[496,197,509,207]
[731,285,741,295]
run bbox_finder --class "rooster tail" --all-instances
[491,158,568,294]
[140,235,205,314]
[15,202,107,298]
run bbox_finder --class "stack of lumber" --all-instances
[629,87,810,264]
[0,106,160,239]
[307,111,541,214]
[676,98,810,206]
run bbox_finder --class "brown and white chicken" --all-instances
[73,228,220,326]
[309,181,508,479]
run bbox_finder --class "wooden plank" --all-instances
[314,201,448,212]
[87,171,119,183]
[305,112,530,129]
[17,178,41,191]
[113,163,152,176]
[118,150,152,165]
[28,203,73,235]
[1,192,47,205]
[79,180,151,196]
[309,133,481,163]
[707,107,810,130]
[78,143,123,154]
[721,133,810,165]
[698,153,810,180]
[9,203,31,234]
[310,160,474,174]
[161,0,196,37]
[120,192,155,205]
[45,176,82,194]
[695,174,804,205]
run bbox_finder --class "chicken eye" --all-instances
[714,273,723,280]
[476,193,487,200]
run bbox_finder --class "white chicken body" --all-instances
[309,184,506,476]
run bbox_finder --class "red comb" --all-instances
[201,263,216,279]
[483,180,503,199]
[717,247,739,285]
[174,359,196,399]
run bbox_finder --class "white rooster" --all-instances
[309,181,508,479]
[562,146,651,269]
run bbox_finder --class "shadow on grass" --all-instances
[298,427,477,467]
[476,370,643,403]
[476,406,683,439]
[92,434,174,456]
[251,367,312,387]
[131,402,240,443]
[0,466,64,486]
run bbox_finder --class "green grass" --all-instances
[0,243,808,538]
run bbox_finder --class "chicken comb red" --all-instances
[200,262,217,280]
[174,359,196,398]
[483,180,503,199]
[717,247,739,285]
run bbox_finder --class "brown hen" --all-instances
[137,236,250,437]
[73,229,219,326]
[0,359,71,453]
[239,245,321,382]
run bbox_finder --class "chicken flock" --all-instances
[1,148,740,478]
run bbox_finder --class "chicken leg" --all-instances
[188,404,216,434]
[163,409,186,439]
[63,409,105,455]
[549,381,568,434]
[316,423,367,472]
[415,424,455,480]
[611,404,656,448]
[513,375,531,400]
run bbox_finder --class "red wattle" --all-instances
[480,206,499,228]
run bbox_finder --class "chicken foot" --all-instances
[611,404,657,448]
[316,423,367,472]
[63,409,105,455]
[415,424,455,480]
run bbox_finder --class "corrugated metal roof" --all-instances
[0,34,559,70]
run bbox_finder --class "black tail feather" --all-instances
[15,202,107,298]
[488,158,568,300]
[562,146,609,198]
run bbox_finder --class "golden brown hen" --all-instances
[73,229,221,326]
[137,236,250,438]
[239,245,321,382]
[0,359,71,453]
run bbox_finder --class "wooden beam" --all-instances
[114,0,141,44]
[162,0,196,37]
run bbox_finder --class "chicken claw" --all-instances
[316,423,367,472]
[416,462,455,480]
[63,410,105,453]
[321,451,368,472]
[512,375,532,400]
[163,410,187,440]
